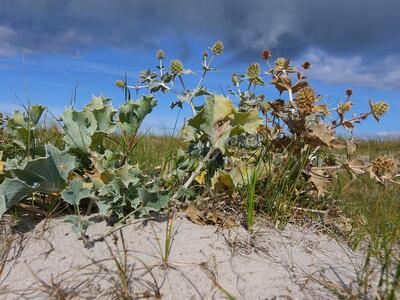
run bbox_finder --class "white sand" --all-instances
[0,214,367,299]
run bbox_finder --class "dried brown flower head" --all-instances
[346,89,353,97]
[203,51,209,58]
[295,86,318,112]
[301,61,311,69]
[372,156,395,176]
[262,49,271,60]
[170,59,184,74]
[271,99,285,112]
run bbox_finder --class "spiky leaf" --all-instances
[137,188,169,214]
[118,95,157,135]
[61,178,91,206]
[0,178,34,216]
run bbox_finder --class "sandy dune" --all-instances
[1,214,367,299]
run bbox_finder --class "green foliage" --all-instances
[118,96,157,134]
[61,178,91,207]
[5,105,47,157]
[0,93,163,222]
[0,144,75,216]
[188,95,262,152]
[332,173,400,298]
[0,41,398,270]
[64,215,94,237]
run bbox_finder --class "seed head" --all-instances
[211,41,224,55]
[231,73,240,85]
[115,80,126,89]
[271,99,285,112]
[372,156,395,176]
[170,59,184,74]
[247,63,260,78]
[274,57,290,69]
[371,101,389,118]
[156,49,165,60]
[346,88,353,97]
[301,61,311,69]
[295,86,318,112]
[247,63,264,85]
[338,101,352,113]
[261,49,271,60]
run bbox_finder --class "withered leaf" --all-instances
[309,168,332,196]
[346,139,357,158]
[291,81,308,94]
[185,204,204,225]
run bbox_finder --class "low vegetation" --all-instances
[0,41,399,298]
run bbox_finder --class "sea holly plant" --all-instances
[0,40,398,235]
[0,144,76,216]
[119,41,397,227]
[0,92,166,228]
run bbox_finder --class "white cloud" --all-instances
[300,49,400,90]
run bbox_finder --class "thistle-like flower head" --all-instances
[247,63,260,78]
[295,86,319,112]
[170,59,184,74]
[211,41,224,55]
[115,80,126,89]
[372,156,395,177]
[338,101,353,113]
[231,73,240,85]
[156,49,165,60]
[274,57,290,69]
[261,49,271,60]
[371,100,389,119]
[301,61,311,69]
[246,63,264,85]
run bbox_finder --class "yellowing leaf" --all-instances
[188,95,234,152]
[195,171,207,185]
[211,170,234,193]
[231,109,263,135]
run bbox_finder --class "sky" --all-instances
[0,0,399,137]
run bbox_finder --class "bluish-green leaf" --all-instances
[61,178,91,206]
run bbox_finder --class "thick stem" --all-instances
[183,147,214,190]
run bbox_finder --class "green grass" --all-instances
[357,138,400,159]
[329,139,400,298]
[129,134,181,173]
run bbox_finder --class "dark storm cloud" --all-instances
[0,0,399,58]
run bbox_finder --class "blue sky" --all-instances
[0,0,399,137]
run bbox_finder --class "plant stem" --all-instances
[171,146,214,201]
